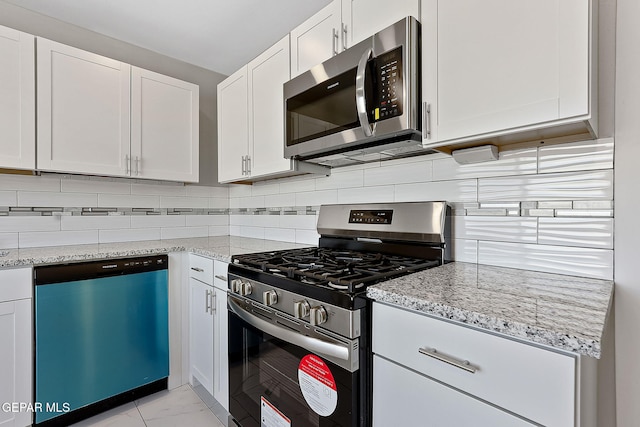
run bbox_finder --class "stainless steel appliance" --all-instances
[34,255,169,426]
[227,202,450,427]
[284,17,436,167]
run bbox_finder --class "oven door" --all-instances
[227,295,359,427]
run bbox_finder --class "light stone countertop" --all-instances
[0,236,309,268]
[366,261,614,358]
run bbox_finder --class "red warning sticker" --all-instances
[298,354,338,416]
[261,396,291,427]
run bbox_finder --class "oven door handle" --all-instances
[228,296,350,362]
[355,47,375,137]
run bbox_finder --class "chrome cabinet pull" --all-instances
[342,23,347,51]
[332,28,339,56]
[125,154,130,174]
[205,289,212,313]
[423,102,431,140]
[191,267,204,272]
[134,156,140,176]
[241,156,246,175]
[418,347,477,374]
[215,275,228,282]
[246,156,251,175]
[212,292,217,315]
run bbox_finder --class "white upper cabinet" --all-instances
[422,0,597,149]
[36,38,131,177]
[36,38,199,182]
[290,0,420,78]
[290,1,342,78]
[217,66,249,183]
[342,0,420,47]
[0,25,35,171]
[248,35,292,178]
[131,67,199,182]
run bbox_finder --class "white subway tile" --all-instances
[185,185,229,198]
[264,228,296,243]
[0,191,17,206]
[239,226,265,240]
[278,176,316,194]
[131,182,187,196]
[264,193,296,208]
[160,196,209,209]
[296,190,338,206]
[185,215,229,227]
[18,191,97,208]
[228,184,252,198]
[295,229,320,245]
[478,170,613,201]
[61,178,131,195]
[364,161,432,186]
[98,194,159,208]
[478,241,613,280]
[251,182,280,196]
[229,225,241,236]
[433,148,537,181]
[280,214,318,230]
[538,218,614,249]
[160,226,208,240]
[0,216,60,233]
[231,196,265,209]
[0,175,60,192]
[208,226,229,236]
[209,197,230,209]
[251,215,281,228]
[338,186,394,204]
[395,180,477,203]
[453,216,538,243]
[0,233,19,249]
[451,239,478,263]
[316,170,364,190]
[61,215,131,231]
[19,230,99,248]
[538,138,614,173]
[131,215,185,228]
[229,215,248,226]
[99,228,161,243]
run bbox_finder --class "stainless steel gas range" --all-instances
[226,202,450,427]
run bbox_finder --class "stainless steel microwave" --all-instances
[284,17,427,167]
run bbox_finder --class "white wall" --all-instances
[614,0,640,425]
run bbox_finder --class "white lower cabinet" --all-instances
[0,268,32,427]
[373,356,533,426]
[372,302,579,427]
[188,255,228,410]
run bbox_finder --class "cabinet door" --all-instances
[422,0,591,144]
[342,0,420,47]
[0,299,32,427]
[189,277,214,395]
[373,356,534,427]
[131,67,199,182]
[248,35,292,179]
[290,0,342,78]
[36,38,131,176]
[0,26,35,170]
[217,66,249,183]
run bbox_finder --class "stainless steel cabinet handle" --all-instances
[246,156,251,175]
[332,28,339,56]
[215,275,228,282]
[418,347,477,374]
[241,156,246,175]
[205,289,212,313]
[342,23,347,51]
[125,155,130,174]
[423,102,431,140]
[134,156,140,176]
[191,267,204,272]
[212,292,217,315]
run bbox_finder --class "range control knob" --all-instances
[263,290,278,306]
[239,281,252,296]
[293,300,311,319]
[230,279,243,294]
[309,306,328,326]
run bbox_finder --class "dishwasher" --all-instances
[33,255,169,426]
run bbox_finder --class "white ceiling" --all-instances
[3,0,332,75]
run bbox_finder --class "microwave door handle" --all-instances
[228,295,350,362]
[355,48,375,137]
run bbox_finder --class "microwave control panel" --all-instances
[372,47,403,122]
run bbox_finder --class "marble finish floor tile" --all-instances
[70,385,224,427]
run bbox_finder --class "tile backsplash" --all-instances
[0,137,614,280]
[228,137,614,280]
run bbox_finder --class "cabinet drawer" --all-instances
[213,260,228,291]
[188,254,213,285]
[0,268,32,302]
[373,302,575,427]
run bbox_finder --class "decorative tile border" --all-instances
[450,201,613,218]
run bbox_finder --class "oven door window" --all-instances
[228,311,358,427]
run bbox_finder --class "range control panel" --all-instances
[348,209,394,225]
